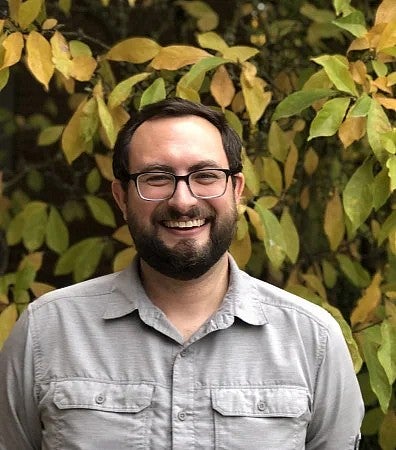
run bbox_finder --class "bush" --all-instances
[0,0,395,447]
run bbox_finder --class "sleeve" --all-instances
[305,318,364,450]
[0,308,42,450]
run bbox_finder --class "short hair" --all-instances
[112,97,243,186]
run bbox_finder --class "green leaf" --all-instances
[46,206,69,254]
[333,0,353,15]
[37,125,64,146]
[378,319,396,385]
[361,407,384,435]
[367,98,391,164]
[223,109,243,138]
[177,57,226,93]
[85,195,116,227]
[322,259,338,288]
[343,159,373,231]
[372,60,388,77]
[242,150,260,196]
[349,93,371,117]
[86,168,101,194]
[308,97,350,140]
[197,32,228,53]
[255,205,286,269]
[332,11,366,37]
[312,54,358,96]
[0,304,18,350]
[22,202,48,251]
[73,239,106,282]
[272,89,336,120]
[280,208,299,263]
[69,40,92,57]
[0,67,10,91]
[55,237,102,276]
[336,254,370,288]
[373,168,391,211]
[108,72,151,109]
[80,97,99,143]
[378,211,396,245]
[361,325,392,413]
[14,265,36,292]
[139,78,166,110]
[6,211,25,246]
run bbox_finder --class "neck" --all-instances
[139,254,230,340]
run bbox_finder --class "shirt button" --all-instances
[95,394,105,404]
[178,411,187,421]
[257,400,266,411]
[180,349,188,357]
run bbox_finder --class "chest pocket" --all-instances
[211,387,310,450]
[48,380,154,450]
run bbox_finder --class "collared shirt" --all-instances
[0,256,364,450]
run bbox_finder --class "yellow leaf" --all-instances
[241,64,271,126]
[262,157,283,196]
[338,116,366,148]
[113,247,136,272]
[150,45,210,70]
[246,206,265,240]
[303,147,319,176]
[268,121,290,163]
[351,272,382,327]
[70,55,97,81]
[231,90,245,113]
[197,31,228,52]
[109,105,130,134]
[301,273,327,301]
[95,154,114,181]
[255,196,279,210]
[42,18,58,30]
[30,282,55,298]
[210,65,235,109]
[284,142,299,190]
[96,96,117,149]
[50,31,72,78]
[19,251,43,271]
[379,409,396,450]
[0,32,23,70]
[18,0,43,29]
[26,31,54,90]
[376,95,396,111]
[8,0,20,22]
[280,208,300,263]
[69,40,92,57]
[242,149,260,196]
[375,0,396,25]
[300,186,310,210]
[222,46,259,63]
[177,1,218,32]
[389,228,396,255]
[230,229,251,269]
[61,99,91,163]
[106,37,161,63]
[0,304,18,350]
[324,190,345,251]
[112,224,133,245]
[0,20,4,34]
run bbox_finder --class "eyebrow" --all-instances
[138,160,224,173]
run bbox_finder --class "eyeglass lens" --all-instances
[137,170,228,200]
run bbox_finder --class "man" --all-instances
[0,98,363,449]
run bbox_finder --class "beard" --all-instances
[126,203,237,280]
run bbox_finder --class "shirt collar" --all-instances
[103,254,268,327]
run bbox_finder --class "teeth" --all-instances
[163,219,205,228]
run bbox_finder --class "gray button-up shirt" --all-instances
[0,256,364,450]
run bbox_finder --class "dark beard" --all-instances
[127,206,237,280]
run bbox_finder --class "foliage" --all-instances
[0,0,395,447]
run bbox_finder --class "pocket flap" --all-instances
[54,380,154,413]
[212,387,308,418]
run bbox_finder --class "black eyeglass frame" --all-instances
[125,168,240,201]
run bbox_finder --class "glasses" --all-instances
[126,168,238,201]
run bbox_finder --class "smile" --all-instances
[162,219,206,229]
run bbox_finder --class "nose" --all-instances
[167,178,198,211]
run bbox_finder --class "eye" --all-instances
[140,173,174,186]
[192,170,222,184]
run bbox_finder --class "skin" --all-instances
[112,115,244,340]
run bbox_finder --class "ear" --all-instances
[233,173,245,204]
[112,180,128,221]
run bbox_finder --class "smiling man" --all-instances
[0,98,363,449]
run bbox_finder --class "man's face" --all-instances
[112,115,244,280]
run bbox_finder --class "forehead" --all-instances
[128,115,228,171]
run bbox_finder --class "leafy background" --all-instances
[0,0,395,448]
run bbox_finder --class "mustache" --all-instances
[152,206,216,222]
